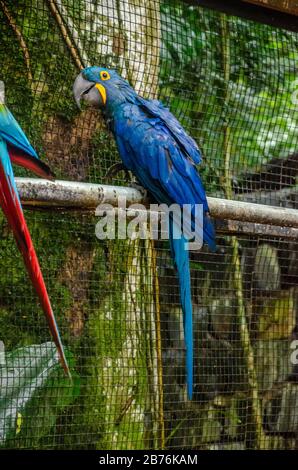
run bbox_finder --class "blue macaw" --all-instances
[0,102,70,378]
[73,67,216,399]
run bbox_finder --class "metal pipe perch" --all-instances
[16,177,298,229]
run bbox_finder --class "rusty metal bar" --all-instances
[16,177,142,208]
[16,177,298,230]
[207,196,298,228]
[214,219,298,239]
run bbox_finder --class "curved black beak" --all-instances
[73,73,94,109]
[73,72,106,108]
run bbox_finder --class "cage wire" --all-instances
[0,0,297,450]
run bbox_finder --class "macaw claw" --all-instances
[104,162,131,182]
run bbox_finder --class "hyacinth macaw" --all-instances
[73,67,216,399]
[0,102,70,378]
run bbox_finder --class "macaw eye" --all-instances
[100,71,110,81]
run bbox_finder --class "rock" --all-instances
[264,383,298,433]
[254,244,280,292]
[254,340,293,391]
[209,296,236,340]
[257,290,295,340]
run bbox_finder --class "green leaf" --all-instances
[0,342,80,447]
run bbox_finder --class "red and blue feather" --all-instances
[0,103,70,378]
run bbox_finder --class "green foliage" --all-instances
[160,1,298,192]
[0,0,78,161]
[0,210,73,347]
[0,342,80,448]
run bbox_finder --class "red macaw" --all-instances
[0,102,70,378]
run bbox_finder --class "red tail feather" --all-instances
[8,145,55,180]
[0,162,70,378]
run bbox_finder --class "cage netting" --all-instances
[0,0,297,450]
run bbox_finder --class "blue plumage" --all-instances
[75,66,216,399]
[0,105,39,199]
[0,105,38,158]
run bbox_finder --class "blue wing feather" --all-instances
[136,96,202,166]
[115,103,215,246]
[0,138,19,200]
[0,104,38,158]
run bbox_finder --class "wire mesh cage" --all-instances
[0,0,297,450]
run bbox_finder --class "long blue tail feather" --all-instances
[169,217,193,399]
[202,214,217,252]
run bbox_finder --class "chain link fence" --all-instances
[0,0,297,450]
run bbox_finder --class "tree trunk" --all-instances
[80,0,160,98]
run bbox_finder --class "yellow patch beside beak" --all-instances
[95,83,107,105]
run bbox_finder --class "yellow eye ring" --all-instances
[100,71,110,81]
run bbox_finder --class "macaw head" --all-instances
[73,66,135,110]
